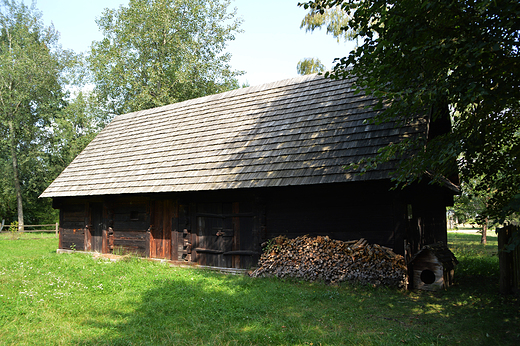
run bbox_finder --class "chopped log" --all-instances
[351,238,367,250]
[250,235,407,288]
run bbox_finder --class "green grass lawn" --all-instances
[0,231,518,345]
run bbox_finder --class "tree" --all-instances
[297,57,325,75]
[299,0,520,221]
[47,91,109,171]
[449,178,492,244]
[87,0,243,116]
[297,5,357,76]
[0,0,69,230]
[300,4,356,42]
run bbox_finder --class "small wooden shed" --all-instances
[41,74,458,270]
[409,243,459,290]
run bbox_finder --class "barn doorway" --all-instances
[150,200,172,259]
[89,203,103,252]
[193,201,257,268]
[195,202,235,267]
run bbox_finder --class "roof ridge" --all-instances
[115,74,328,121]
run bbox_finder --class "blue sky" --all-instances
[35,0,355,87]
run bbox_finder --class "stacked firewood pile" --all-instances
[250,235,407,288]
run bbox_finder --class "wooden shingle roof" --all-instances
[41,74,426,198]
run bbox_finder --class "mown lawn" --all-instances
[0,231,518,345]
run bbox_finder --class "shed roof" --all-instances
[410,243,459,269]
[41,74,427,198]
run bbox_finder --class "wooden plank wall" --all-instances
[53,179,451,268]
[172,203,191,262]
[110,198,150,256]
[58,197,151,256]
[262,182,399,250]
[403,182,452,255]
[59,202,87,251]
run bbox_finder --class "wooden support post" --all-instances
[55,222,59,238]
[499,226,513,295]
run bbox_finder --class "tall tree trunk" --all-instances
[8,120,24,232]
[481,217,488,245]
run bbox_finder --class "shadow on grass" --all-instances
[72,262,520,346]
[75,272,341,345]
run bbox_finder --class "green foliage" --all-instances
[449,178,491,226]
[0,1,102,226]
[7,220,17,233]
[0,0,71,226]
[300,0,520,221]
[300,4,356,42]
[297,57,326,75]
[47,91,108,173]
[0,233,518,345]
[87,0,244,116]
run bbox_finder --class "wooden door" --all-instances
[193,202,259,268]
[150,200,172,259]
[89,203,103,252]
[196,212,234,267]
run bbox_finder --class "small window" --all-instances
[130,211,139,221]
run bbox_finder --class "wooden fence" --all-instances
[498,225,520,295]
[0,221,59,238]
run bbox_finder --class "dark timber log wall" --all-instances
[109,198,150,256]
[53,180,451,269]
[262,182,399,248]
[59,202,87,251]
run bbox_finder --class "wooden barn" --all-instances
[41,74,458,269]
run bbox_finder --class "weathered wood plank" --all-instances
[113,230,148,239]
[60,228,85,250]
[112,220,149,231]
